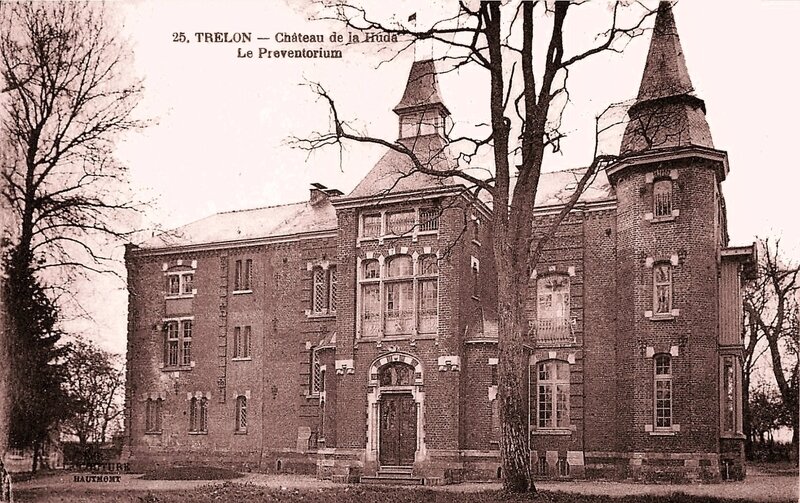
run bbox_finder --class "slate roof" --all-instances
[620,1,714,154]
[635,1,694,102]
[393,59,449,115]
[138,199,337,249]
[347,134,458,199]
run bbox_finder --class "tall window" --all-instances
[417,255,438,333]
[471,259,480,298]
[361,260,381,335]
[537,360,570,429]
[164,320,192,368]
[536,275,571,344]
[145,398,163,433]
[310,349,323,396]
[311,266,336,315]
[653,263,673,315]
[165,321,179,367]
[233,326,251,359]
[235,396,247,433]
[654,354,672,429]
[234,259,253,291]
[653,179,673,218]
[722,356,740,433]
[166,271,194,296]
[384,255,413,334]
[182,320,192,366]
[189,396,208,433]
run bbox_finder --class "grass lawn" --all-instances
[12,482,797,503]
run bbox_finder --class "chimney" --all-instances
[309,183,343,206]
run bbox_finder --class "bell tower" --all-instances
[393,59,450,141]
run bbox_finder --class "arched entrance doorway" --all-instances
[365,353,426,467]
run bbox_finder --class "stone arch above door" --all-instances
[368,352,424,387]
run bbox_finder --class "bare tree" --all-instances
[0,1,144,466]
[744,239,800,454]
[0,1,144,283]
[296,1,658,492]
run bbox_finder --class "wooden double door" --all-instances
[379,393,417,466]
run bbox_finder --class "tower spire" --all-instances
[620,1,714,155]
[393,59,450,140]
[635,1,694,102]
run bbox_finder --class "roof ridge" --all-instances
[216,199,307,215]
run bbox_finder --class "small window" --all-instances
[362,214,381,238]
[654,354,672,429]
[234,259,253,291]
[167,271,194,296]
[311,266,336,315]
[233,326,251,359]
[653,179,673,218]
[189,396,208,433]
[386,255,413,277]
[145,398,163,433]
[235,396,247,433]
[418,255,438,276]
[386,210,415,236]
[362,259,380,279]
[419,208,439,232]
[653,263,673,315]
[471,260,480,298]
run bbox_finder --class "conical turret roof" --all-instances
[393,59,450,115]
[620,1,714,155]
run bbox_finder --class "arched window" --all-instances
[362,259,380,279]
[386,255,412,277]
[536,275,571,344]
[378,362,415,387]
[653,178,673,218]
[654,354,672,429]
[235,396,247,433]
[653,263,673,315]
[536,360,570,429]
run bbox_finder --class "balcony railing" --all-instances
[532,317,576,345]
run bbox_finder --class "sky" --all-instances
[59,0,800,365]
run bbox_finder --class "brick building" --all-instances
[124,3,755,483]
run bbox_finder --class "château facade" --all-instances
[124,3,755,483]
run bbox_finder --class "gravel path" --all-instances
[12,466,798,502]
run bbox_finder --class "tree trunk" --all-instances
[743,379,753,460]
[31,439,40,474]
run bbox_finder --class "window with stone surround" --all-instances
[358,254,439,337]
[311,266,336,315]
[385,255,414,334]
[166,271,194,297]
[359,208,440,240]
[310,348,323,396]
[654,354,672,429]
[164,319,193,368]
[536,360,570,429]
[653,263,673,315]
[653,178,673,218]
[536,275,572,344]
